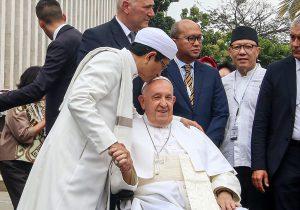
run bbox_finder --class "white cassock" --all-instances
[17,48,137,210]
[112,115,243,210]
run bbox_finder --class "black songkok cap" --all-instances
[230,26,258,45]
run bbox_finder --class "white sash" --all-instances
[179,155,220,210]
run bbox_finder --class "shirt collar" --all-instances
[53,23,67,40]
[236,63,260,78]
[174,57,195,69]
[115,16,131,37]
[295,58,300,71]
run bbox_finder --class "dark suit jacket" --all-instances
[133,60,229,146]
[0,25,82,133]
[77,17,130,64]
[251,55,296,178]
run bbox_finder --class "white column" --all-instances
[0,0,6,89]
[9,0,16,89]
[25,0,32,70]
[18,0,24,79]
[0,0,117,89]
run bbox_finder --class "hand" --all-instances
[217,191,240,210]
[33,118,46,136]
[252,170,269,193]
[40,118,46,128]
[109,143,133,173]
[180,117,204,132]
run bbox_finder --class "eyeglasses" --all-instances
[160,60,169,70]
[230,44,257,53]
[177,35,203,44]
[291,34,300,42]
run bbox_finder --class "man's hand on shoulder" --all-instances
[180,117,204,132]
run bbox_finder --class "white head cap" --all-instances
[134,27,178,60]
[141,76,173,93]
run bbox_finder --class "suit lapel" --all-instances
[193,62,205,110]
[285,56,297,114]
[167,61,192,109]
[110,17,131,49]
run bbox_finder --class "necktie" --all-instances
[128,31,136,43]
[184,64,194,106]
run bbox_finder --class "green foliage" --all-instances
[179,1,291,67]
[149,12,175,35]
[149,0,291,66]
[200,31,291,67]
[201,31,231,64]
[258,37,290,67]
[153,0,172,12]
[180,5,210,29]
[149,0,175,34]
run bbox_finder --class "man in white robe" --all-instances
[17,28,178,210]
[113,77,245,210]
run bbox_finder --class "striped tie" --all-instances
[184,64,194,106]
[128,31,136,43]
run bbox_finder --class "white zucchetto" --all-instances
[134,27,178,60]
[141,76,173,92]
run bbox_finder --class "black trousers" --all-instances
[0,160,32,210]
[235,166,274,210]
[271,141,300,210]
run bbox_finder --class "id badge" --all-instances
[230,125,238,141]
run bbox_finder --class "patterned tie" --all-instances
[128,31,136,43]
[184,64,194,106]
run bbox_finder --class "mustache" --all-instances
[293,48,300,53]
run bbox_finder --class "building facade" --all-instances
[0,0,117,90]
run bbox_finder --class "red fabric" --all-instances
[198,56,218,68]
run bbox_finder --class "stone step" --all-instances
[0,175,7,192]
[0,192,13,210]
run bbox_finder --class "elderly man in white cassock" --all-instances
[112,76,246,210]
[17,28,178,210]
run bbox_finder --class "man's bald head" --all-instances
[170,19,202,63]
[138,77,176,128]
[170,19,201,39]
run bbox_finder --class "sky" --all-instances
[167,0,281,20]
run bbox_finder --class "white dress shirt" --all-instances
[53,23,67,40]
[220,64,266,167]
[174,57,195,97]
[292,59,300,140]
[115,16,134,43]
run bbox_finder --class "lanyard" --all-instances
[233,65,258,118]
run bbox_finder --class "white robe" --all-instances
[117,116,242,210]
[18,48,137,210]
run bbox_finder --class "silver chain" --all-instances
[142,116,172,156]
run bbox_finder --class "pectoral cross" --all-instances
[154,155,165,175]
